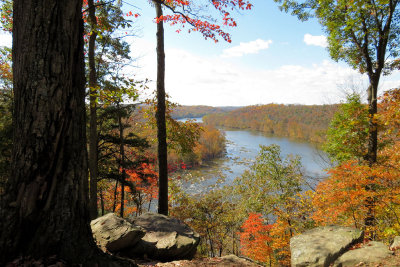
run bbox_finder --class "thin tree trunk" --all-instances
[207,228,215,257]
[118,111,125,218]
[113,180,119,213]
[232,231,236,255]
[154,1,168,216]
[287,218,293,237]
[148,197,152,213]
[0,1,133,265]
[100,189,105,216]
[88,0,99,220]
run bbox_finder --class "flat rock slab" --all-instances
[290,226,364,267]
[91,213,145,252]
[127,212,200,261]
[333,241,393,266]
[137,255,262,266]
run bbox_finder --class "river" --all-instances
[176,118,329,193]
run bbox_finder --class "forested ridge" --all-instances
[171,105,240,119]
[203,104,339,143]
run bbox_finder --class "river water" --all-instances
[176,118,329,192]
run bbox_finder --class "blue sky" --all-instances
[1,0,399,106]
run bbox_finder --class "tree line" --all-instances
[203,103,339,144]
[171,105,240,119]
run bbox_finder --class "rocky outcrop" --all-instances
[290,226,364,267]
[91,213,145,252]
[290,226,397,267]
[333,241,393,266]
[91,213,200,262]
[125,212,200,261]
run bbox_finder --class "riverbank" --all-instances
[174,123,328,194]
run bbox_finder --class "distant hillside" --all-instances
[171,105,240,119]
[203,104,339,144]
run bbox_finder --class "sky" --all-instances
[1,0,400,106]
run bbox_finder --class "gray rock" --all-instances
[126,212,200,261]
[333,241,393,266]
[220,255,261,266]
[390,236,400,250]
[290,226,364,267]
[91,213,145,252]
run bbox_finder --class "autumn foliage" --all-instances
[239,213,273,263]
[100,163,158,217]
[204,104,338,143]
[313,88,400,241]
[157,0,252,42]
[235,89,400,265]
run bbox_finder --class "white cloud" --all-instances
[304,34,328,47]
[130,40,400,106]
[0,31,12,47]
[221,39,272,58]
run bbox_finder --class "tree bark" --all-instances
[100,189,105,216]
[118,110,126,218]
[88,0,99,220]
[113,179,119,212]
[0,0,134,265]
[366,77,379,166]
[364,75,380,233]
[154,1,168,216]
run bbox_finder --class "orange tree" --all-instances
[101,162,158,218]
[239,213,273,264]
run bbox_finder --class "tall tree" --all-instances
[150,0,253,216]
[0,0,133,265]
[85,0,136,219]
[154,0,168,215]
[274,0,400,233]
[273,0,400,165]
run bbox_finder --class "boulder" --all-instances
[126,212,200,261]
[290,226,364,267]
[390,236,400,250]
[91,213,145,252]
[333,241,393,266]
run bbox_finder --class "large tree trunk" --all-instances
[88,0,99,220]
[154,1,168,216]
[0,1,134,265]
